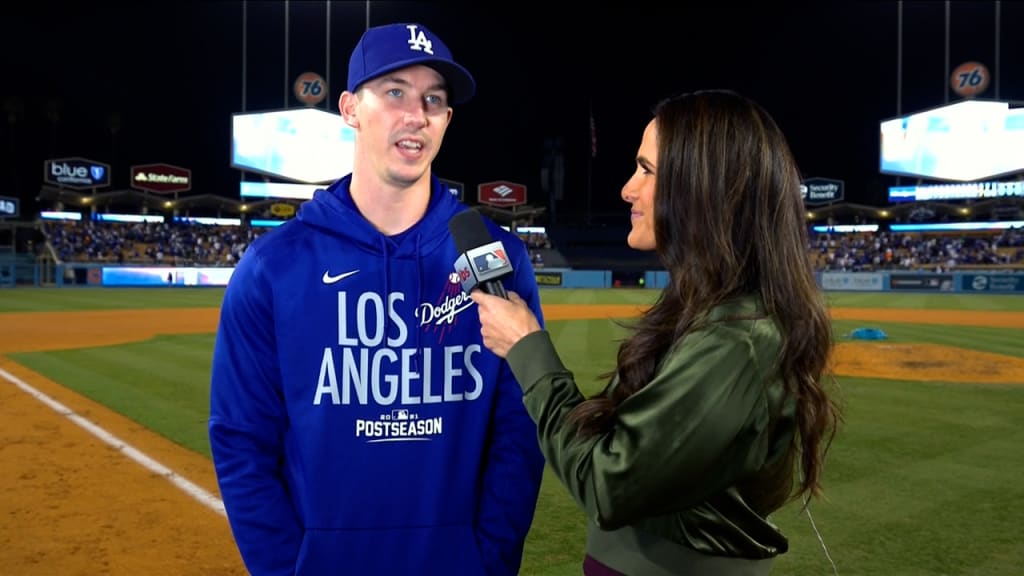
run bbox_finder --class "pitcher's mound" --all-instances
[833,343,1024,384]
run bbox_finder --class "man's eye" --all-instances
[387,88,403,97]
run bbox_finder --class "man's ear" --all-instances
[339,91,359,128]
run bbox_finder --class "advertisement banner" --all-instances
[270,203,296,218]
[44,157,111,189]
[131,163,192,194]
[820,272,883,292]
[801,177,845,206]
[961,273,1024,293]
[478,181,526,207]
[101,267,235,287]
[0,195,18,218]
[889,273,954,291]
[439,178,464,201]
[535,271,563,286]
[293,71,327,106]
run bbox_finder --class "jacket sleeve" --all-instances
[208,248,303,575]
[474,248,546,576]
[505,323,774,531]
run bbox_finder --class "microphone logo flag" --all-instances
[453,241,512,294]
[472,249,508,273]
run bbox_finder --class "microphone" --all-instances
[448,209,513,299]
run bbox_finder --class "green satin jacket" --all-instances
[505,295,797,575]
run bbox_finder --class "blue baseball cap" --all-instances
[347,23,476,104]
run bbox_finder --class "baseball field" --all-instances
[1,287,1022,575]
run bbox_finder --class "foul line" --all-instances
[0,366,226,517]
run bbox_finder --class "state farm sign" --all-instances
[131,163,192,194]
[477,180,526,207]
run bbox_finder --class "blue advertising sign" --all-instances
[961,273,1024,293]
[44,157,111,189]
[889,273,955,291]
[820,272,883,292]
[0,195,18,218]
[439,178,464,201]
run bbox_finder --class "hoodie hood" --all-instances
[296,174,462,258]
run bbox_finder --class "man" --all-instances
[209,22,545,576]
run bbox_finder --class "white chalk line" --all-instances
[0,366,226,517]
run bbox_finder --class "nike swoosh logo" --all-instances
[322,269,360,284]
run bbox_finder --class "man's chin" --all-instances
[387,167,430,188]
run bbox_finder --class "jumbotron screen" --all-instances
[879,100,1024,182]
[232,108,355,184]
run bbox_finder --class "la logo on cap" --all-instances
[405,25,434,55]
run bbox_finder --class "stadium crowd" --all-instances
[38,219,1024,273]
[41,220,260,267]
[809,229,1024,272]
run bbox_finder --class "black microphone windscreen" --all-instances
[449,209,493,254]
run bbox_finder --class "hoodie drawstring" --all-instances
[379,235,391,346]
[414,233,423,372]
[381,232,423,373]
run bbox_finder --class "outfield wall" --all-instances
[29,263,1024,294]
[538,268,1024,294]
[642,270,1024,294]
[0,253,41,288]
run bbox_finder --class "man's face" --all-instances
[349,65,453,188]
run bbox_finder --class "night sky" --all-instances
[2,1,1021,224]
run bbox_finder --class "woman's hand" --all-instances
[471,290,542,358]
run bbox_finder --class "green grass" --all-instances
[4,287,1024,575]
[0,287,225,312]
[770,377,1024,576]
[538,288,1024,312]
[821,291,1024,311]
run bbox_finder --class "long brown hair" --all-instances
[567,90,841,502]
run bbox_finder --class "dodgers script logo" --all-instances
[406,25,434,54]
[416,272,476,343]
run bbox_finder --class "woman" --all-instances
[472,89,842,575]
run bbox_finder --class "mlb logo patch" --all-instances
[472,250,508,273]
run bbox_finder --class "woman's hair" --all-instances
[567,89,841,503]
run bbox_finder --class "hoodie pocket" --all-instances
[295,524,486,576]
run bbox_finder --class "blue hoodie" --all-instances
[209,175,546,576]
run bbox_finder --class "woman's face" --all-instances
[621,118,658,251]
